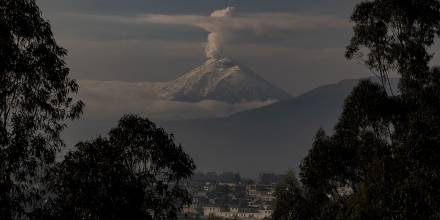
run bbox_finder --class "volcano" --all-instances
[158,57,291,103]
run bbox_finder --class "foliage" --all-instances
[274,0,440,219]
[0,0,83,218]
[1,1,198,219]
[271,171,311,220]
[49,115,196,220]
[346,0,440,93]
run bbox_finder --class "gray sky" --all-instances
[37,1,440,174]
[36,0,370,96]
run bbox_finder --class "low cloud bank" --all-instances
[61,79,275,152]
[78,80,276,121]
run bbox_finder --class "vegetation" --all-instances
[4,0,440,219]
[49,115,196,220]
[0,0,83,218]
[0,1,195,219]
[273,0,440,219]
[272,171,310,220]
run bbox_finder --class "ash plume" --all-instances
[205,7,235,59]
[141,7,350,60]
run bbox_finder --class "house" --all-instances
[203,206,272,219]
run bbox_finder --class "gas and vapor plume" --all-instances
[205,7,235,59]
[140,7,349,59]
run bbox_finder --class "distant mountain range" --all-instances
[158,57,291,103]
[160,79,364,177]
[63,56,398,177]
[65,77,382,177]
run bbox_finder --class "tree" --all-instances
[345,1,440,218]
[272,171,311,220]
[0,0,83,218]
[284,0,440,219]
[346,0,440,94]
[50,115,195,220]
[300,82,395,219]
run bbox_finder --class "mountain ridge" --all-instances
[160,78,364,177]
[158,57,292,103]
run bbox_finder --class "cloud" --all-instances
[44,7,360,99]
[78,80,275,121]
[63,79,275,149]
[37,0,359,18]
[63,9,350,57]
[141,11,350,32]
[137,8,350,58]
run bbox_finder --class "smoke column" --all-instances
[205,7,235,59]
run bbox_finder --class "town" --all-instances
[180,172,283,220]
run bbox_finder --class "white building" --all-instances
[203,206,272,219]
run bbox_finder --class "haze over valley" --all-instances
[5,0,440,219]
[54,2,390,177]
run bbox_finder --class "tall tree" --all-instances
[346,0,440,93]
[0,0,83,218]
[272,171,311,220]
[345,0,440,218]
[50,115,195,220]
[279,0,440,219]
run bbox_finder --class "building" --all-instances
[203,206,272,220]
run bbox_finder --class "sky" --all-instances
[34,0,440,175]
[36,0,370,96]
[35,0,390,149]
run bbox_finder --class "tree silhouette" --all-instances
[50,115,195,220]
[0,0,83,218]
[274,0,440,219]
[272,171,311,220]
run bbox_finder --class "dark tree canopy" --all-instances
[346,0,440,92]
[1,1,197,219]
[272,171,310,220]
[275,0,440,219]
[50,115,196,220]
[0,0,83,218]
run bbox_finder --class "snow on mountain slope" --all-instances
[158,57,291,103]
[77,57,291,118]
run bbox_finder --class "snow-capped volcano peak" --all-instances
[159,57,291,103]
